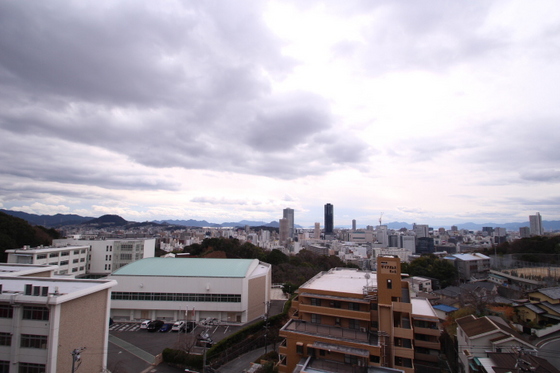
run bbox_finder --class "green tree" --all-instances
[402,254,458,288]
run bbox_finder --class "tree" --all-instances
[402,254,458,288]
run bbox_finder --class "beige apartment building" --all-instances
[0,264,116,373]
[278,256,441,373]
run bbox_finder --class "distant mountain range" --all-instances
[2,209,559,231]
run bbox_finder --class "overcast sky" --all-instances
[1,0,559,227]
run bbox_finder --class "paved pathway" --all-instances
[109,334,156,364]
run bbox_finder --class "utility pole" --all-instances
[263,301,270,354]
[71,347,86,373]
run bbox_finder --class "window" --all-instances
[21,335,48,349]
[73,259,79,263]
[120,254,132,260]
[0,332,11,346]
[310,298,321,306]
[0,360,8,373]
[60,251,69,256]
[18,362,45,373]
[370,355,380,363]
[311,314,321,324]
[296,343,303,354]
[387,279,392,289]
[349,302,361,311]
[330,301,341,308]
[348,319,360,330]
[344,355,358,365]
[395,357,412,368]
[49,253,58,258]
[370,303,378,311]
[0,305,13,318]
[73,250,80,255]
[36,254,47,260]
[60,260,69,265]
[80,258,85,262]
[22,306,49,321]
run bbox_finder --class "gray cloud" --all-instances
[0,0,375,185]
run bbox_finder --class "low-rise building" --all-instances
[53,237,155,276]
[107,257,271,324]
[278,256,441,373]
[445,253,490,282]
[0,264,116,373]
[6,245,89,277]
[456,314,534,373]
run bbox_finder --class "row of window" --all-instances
[0,361,45,373]
[111,292,241,303]
[0,332,47,349]
[0,306,49,320]
[44,250,85,258]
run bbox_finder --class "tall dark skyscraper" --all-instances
[324,203,333,234]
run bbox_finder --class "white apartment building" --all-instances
[53,238,155,276]
[0,264,116,373]
[5,246,89,277]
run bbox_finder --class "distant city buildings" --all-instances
[529,212,543,236]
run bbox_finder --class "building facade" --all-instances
[0,264,116,373]
[278,256,441,373]
[6,245,89,277]
[53,238,155,276]
[108,257,271,324]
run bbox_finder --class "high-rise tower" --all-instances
[324,203,333,234]
[283,208,295,238]
[529,212,543,236]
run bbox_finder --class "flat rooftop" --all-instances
[111,257,260,278]
[0,264,56,276]
[299,268,377,295]
[0,276,116,304]
[6,245,88,253]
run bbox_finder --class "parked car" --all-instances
[140,320,151,329]
[196,336,214,348]
[147,320,164,332]
[172,321,185,332]
[159,323,173,332]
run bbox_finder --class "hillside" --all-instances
[0,212,60,261]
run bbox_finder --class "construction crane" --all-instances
[379,212,383,226]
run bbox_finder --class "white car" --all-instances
[172,321,185,332]
[140,320,151,329]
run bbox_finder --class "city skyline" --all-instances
[1,1,559,227]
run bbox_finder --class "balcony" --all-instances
[281,319,374,345]
[414,339,440,350]
[414,351,440,363]
[413,326,441,337]
[301,357,368,373]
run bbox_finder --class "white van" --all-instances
[140,320,151,329]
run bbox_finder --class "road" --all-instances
[538,337,560,368]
